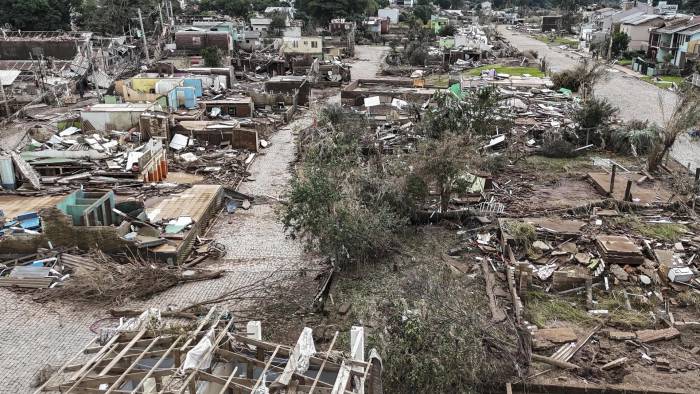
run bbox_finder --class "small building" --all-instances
[172,121,259,151]
[364,17,390,35]
[541,15,563,32]
[239,30,261,51]
[330,18,356,34]
[250,18,272,34]
[619,14,665,51]
[281,36,323,58]
[390,0,414,6]
[430,16,449,34]
[378,8,400,24]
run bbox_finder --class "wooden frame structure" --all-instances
[36,309,381,394]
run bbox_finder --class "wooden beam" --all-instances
[308,331,338,394]
[65,333,123,392]
[105,336,163,393]
[99,328,148,376]
[216,366,241,394]
[252,345,281,391]
[129,336,185,394]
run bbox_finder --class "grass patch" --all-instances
[505,221,536,250]
[617,59,633,66]
[612,216,688,242]
[533,34,579,48]
[465,64,545,77]
[527,290,656,330]
[597,290,656,330]
[523,155,595,174]
[527,291,596,327]
[425,73,451,88]
[677,291,700,312]
[641,75,684,89]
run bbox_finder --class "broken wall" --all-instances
[0,208,129,254]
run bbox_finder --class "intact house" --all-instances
[619,14,665,51]
[648,19,700,69]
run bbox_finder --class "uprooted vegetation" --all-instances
[381,266,528,392]
[284,90,513,268]
[551,59,607,94]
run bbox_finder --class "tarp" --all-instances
[449,83,463,99]
[180,329,215,372]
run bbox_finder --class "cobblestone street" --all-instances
[0,113,317,393]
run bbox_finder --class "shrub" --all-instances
[574,97,618,131]
[541,136,577,158]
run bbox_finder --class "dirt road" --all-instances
[497,26,700,171]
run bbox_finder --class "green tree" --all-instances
[199,0,251,18]
[413,2,432,24]
[201,47,222,67]
[296,0,370,25]
[0,0,74,30]
[611,31,630,57]
[439,24,457,36]
[269,11,287,36]
[76,0,161,35]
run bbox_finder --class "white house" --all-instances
[378,8,400,24]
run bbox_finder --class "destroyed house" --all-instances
[80,103,165,132]
[0,31,92,61]
[36,309,382,394]
[265,75,310,106]
[342,78,437,107]
[174,30,233,53]
[171,120,259,151]
[200,96,254,117]
[0,31,93,106]
[541,15,563,32]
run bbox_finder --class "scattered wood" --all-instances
[635,327,681,343]
[481,260,507,323]
[601,357,627,370]
[531,354,580,370]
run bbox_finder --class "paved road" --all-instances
[498,26,700,171]
[351,45,390,80]
[0,113,319,393]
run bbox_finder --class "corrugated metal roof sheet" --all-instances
[0,70,21,85]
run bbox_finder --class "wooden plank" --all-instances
[66,332,123,390]
[251,345,280,391]
[99,328,147,376]
[308,331,339,394]
[105,336,163,393]
[482,260,507,323]
[128,336,184,393]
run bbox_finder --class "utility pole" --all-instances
[138,8,150,63]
